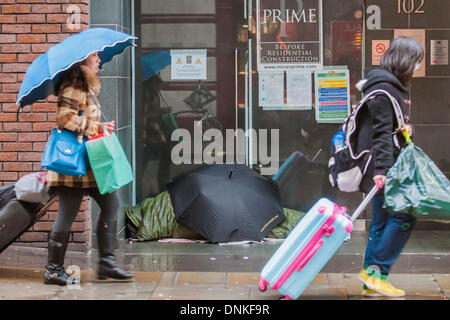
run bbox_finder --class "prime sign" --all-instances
[257,0,323,71]
[262,8,318,24]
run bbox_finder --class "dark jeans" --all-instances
[363,193,416,276]
[50,187,119,233]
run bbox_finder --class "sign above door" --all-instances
[256,0,323,71]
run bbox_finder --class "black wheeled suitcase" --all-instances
[0,184,56,254]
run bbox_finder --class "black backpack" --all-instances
[328,90,406,192]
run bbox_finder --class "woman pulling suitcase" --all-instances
[43,52,134,286]
[355,36,424,297]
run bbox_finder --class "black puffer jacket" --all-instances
[356,68,410,193]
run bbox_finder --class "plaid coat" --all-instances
[47,65,102,188]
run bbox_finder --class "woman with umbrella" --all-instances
[17,28,136,286]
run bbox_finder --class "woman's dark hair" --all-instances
[54,62,89,96]
[380,36,425,85]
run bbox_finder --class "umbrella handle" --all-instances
[401,126,412,144]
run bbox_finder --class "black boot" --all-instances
[44,231,81,286]
[97,220,134,281]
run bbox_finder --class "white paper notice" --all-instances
[286,71,312,108]
[431,40,448,65]
[170,49,207,80]
[259,72,284,107]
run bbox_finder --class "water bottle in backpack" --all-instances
[332,131,345,150]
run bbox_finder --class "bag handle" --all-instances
[56,110,85,144]
[402,127,412,144]
[88,89,131,132]
[88,89,109,123]
[101,123,113,136]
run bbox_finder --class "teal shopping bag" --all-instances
[86,128,134,195]
[383,132,450,220]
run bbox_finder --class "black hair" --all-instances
[380,36,425,85]
[54,62,89,96]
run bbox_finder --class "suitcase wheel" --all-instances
[258,277,268,292]
[280,295,294,300]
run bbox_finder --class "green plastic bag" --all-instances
[86,130,134,195]
[383,142,450,220]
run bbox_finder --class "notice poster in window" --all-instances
[256,0,323,72]
[259,71,284,107]
[314,69,350,123]
[286,70,312,109]
[170,49,207,80]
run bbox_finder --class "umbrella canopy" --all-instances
[17,27,136,107]
[141,50,171,81]
[167,164,286,243]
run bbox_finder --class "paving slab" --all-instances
[151,285,250,300]
[433,274,450,291]
[0,282,59,300]
[0,266,448,300]
[227,273,260,286]
[54,282,157,300]
[434,274,450,299]
[176,272,226,286]
[387,274,443,297]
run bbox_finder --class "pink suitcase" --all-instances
[259,184,381,300]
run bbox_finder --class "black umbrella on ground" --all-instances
[167,164,286,243]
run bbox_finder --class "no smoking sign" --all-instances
[372,40,390,65]
[376,43,387,54]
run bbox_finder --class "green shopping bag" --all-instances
[383,133,450,220]
[86,128,134,195]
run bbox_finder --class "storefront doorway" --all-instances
[133,0,364,214]
[131,0,450,232]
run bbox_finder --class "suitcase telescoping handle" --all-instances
[350,181,384,223]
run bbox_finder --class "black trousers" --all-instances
[50,187,119,233]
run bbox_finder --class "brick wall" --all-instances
[0,0,91,252]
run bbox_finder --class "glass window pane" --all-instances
[142,0,215,15]
[141,23,216,48]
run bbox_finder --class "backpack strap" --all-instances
[364,89,406,149]
[348,89,405,139]
[343,89,406,159]
[364,89,406,131]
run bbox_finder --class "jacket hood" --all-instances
[355,68,408,94]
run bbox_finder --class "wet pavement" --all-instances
[0,266,448,300]
[0,230,449,300]
[1,231,449,273]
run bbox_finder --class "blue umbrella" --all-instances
[17,28,137,107]
[141,50,171,81]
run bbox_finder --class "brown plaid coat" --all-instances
[47,65,102,188]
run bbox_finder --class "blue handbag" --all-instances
[41,128,88,177]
